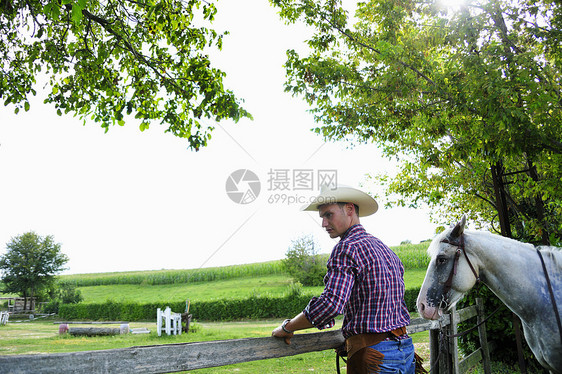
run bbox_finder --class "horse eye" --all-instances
[436,257,447,265]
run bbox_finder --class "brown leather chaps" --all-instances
[344,327,426,374]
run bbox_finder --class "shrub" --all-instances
[283,235,326,286]
[57,294,317,322]
[284,281,303,297]
[59,283,83,304]
[41,283,83,314]
[41,300,60,314]
[57,286,421,322]
[403,287,420,312]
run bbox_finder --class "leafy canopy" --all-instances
[1,0,251,150]
[272,0,562,243]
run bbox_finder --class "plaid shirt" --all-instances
[303,224,410,338]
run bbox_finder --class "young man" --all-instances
[272,186,418,373]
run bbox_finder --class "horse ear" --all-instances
[450,215,467,239]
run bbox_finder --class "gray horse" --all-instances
[417,216,562,373]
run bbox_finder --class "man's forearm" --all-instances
[283,312,314,332]
[271,312,314,344]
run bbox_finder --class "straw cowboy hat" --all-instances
[301,185,378,217]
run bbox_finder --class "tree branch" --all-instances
[326,18,437,86]
[80,8,182,94]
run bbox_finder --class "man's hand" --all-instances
[271,314,313,345]
[272,324,294,345]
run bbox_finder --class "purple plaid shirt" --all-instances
[303,224,410,338]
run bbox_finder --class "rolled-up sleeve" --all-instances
[303,244,357,330]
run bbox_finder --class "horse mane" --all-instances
[428,227,562,261]
[427,230,449,258]
[536,245,562,261]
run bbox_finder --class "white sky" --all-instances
[0,0,436,275]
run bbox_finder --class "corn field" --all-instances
[59,242,430,287]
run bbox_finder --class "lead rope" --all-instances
[426,326,447,374]
[536,248,562,345]
[336,345,347,374]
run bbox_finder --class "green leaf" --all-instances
[51,2,61,19]
[72,4,83,24]
[43,3,52,15]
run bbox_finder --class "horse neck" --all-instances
[466,232,540,319]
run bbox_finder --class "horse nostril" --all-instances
[420,303,425,312]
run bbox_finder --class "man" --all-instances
[272,186,419,373]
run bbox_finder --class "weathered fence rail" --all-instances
[0,300,490,374]
[0,329,344,374]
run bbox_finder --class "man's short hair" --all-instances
[337,202,360,216]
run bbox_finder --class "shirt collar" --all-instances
[341,224,364,240]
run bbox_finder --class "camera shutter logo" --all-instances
[225,169,261,204]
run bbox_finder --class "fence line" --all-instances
[1,301,490,374]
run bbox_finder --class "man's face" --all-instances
[319,203,353,239]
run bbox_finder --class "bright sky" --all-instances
[0,0,436,275]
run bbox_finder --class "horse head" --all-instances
[417,215,481,320]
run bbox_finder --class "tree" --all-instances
[272,0,561,366]
[0,232,68,311]
[1,0,251,150]
[272,0,562,244]
[283,235,326,286]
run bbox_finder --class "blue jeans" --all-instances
[367,338,415,373]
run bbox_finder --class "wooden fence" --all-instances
[0,299,490,374]
[0,297,37,313]
[428,298,491,374]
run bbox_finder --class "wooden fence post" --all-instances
[476,298,492,374]
[450,306,460,374]
[429,328,440,374]
[156,308,162,337]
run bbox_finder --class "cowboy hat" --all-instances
[301,185,378,217]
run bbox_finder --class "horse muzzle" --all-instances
[418,301,442,320]
[417,292,445,320]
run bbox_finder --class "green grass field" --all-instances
[66,242,430,306]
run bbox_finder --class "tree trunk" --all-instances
[527,160,550,245]
[490,162,512,237]
[23,291,28,311]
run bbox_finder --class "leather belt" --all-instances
[345,326,408,359]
